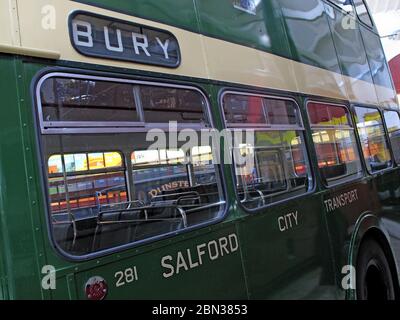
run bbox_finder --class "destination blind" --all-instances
[69,11,181,68]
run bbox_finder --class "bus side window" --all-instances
[354,106,393,173]
[328,0,354,14]
[383,111,400,165]
[40,74,225,257]
[48,151,127,254]
[353,0,373,27]
[222,93,312,209]
[307,102,363,185]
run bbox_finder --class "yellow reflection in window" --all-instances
[104,152,122,168]
[88,153,105,170]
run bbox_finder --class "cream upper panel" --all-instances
[16,0,209,79]
[0,0,19,46]
[202,36,298,93]
[3,0,396,107]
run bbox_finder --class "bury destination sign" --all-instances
[69,12,181,68]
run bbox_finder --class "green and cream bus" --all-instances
[0,0,399,300]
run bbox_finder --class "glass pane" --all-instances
[223,94,266,124]
[353,0,373,27]
[384,111,400,164]
[104,152,123,168]
[140,86,208,124]
[192,146,216,185]
[354,107,392,172]
[234,130,311,209]
[308,102,351,126]
[132,149,185,166]
[64,154,87,173]
[329,0,354,13]
[46,142,224,256]
[312,129,362,184]
[88,153,105,170]
[41,78,139,122]
[264,98,300,125]
[48,155,63,174]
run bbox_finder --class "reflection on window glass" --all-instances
[308,102,362,185]
[223,93,310,209]
[354,107,392,172]
[88,153,105,170]
[384,111,400,164]
[353,0,373,27]
[104,152,123,168]
[47,145,223,256]
[40,77,210,127]
[233,131,310,209]
[48,155,63,174]
[64,154,87,173]
[265,98,299,125]
[140,86,208,124]
[41,78,139,122]
[223,94,265,124]
[329,0,354,13]
[308,102,351,126]
[223,94,300,126]
[40,76,224,257]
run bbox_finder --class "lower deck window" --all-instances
[354,106,392,172]
[46,138,224,256]
[39,74,224,257]
[307,102,363,185]
[234,131,311,209]
[222,92,312,210]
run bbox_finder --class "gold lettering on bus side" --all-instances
[278,211,299,232]
[160,234,239,279]
[324,189,359,213]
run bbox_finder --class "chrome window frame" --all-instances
[353,105,394,174]
[383,109,400,166]
[220,90,313,212]
[221,90,304,130]
[35,71,227,261]
[36,72,212,134]
[306,100,364,187]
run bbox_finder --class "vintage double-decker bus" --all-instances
[0,0,399,300]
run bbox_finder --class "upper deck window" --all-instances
[223,94,301,127]
[139,86,208,124]
[308,102,352,127]
[41,78,139,123]
[38,74,210,131]
[353,0,373,27]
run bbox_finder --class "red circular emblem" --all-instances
[85,276,108,300]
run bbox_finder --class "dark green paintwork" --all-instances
[0,0,399,300]
[325,3,374,83]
